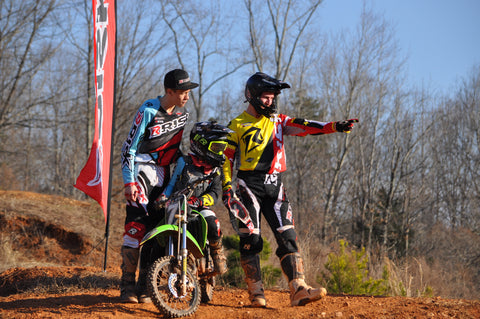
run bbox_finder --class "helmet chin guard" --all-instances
[245,72,290,117]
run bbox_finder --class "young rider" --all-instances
[222,72,358,307]
[160,121,232,275]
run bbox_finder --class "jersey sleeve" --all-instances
[162,156,186,197]
[222,122,239,190]
[283,116,337,137]
[120,102,156,185]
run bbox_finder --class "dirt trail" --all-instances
[1,266,480,319]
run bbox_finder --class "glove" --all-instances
[158,193,168,203]
[335,118,359,133]
[152,193,168,210]
[187,196,202,208]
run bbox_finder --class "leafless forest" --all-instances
[1,0,479,299]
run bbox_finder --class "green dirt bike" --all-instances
[139,169,219,318]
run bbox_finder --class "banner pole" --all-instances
[103,0,117,272]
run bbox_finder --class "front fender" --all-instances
[140,224,204,259]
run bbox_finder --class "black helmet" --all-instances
[244,72,291,117]
[190,121,232,167]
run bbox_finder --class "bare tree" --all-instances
[61,0,95,158]
[0,0,64,191]
[113,1,172,146]
[88,0,177,198]
[244,0,323,81]
[428,65,480,231]
[0,0,59,132]
[159,0,251,122]
[456,65,480,231]
[313,8,405,249]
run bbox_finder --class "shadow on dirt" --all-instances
[0,266,120,297]
[0,294,160,317]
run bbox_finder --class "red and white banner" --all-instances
[75,0,116,223]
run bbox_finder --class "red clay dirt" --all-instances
[1,266,479,319]
[0,191,479,318]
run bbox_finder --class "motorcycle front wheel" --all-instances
[147,256,201,318]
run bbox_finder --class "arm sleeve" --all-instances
[199,173,222,207]
[120,104,156,185]
[283,116,337,137]
[162,156,186,198]
[222,133,238,190]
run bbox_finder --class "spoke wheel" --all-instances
[147,256,200,318]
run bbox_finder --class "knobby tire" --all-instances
[147,256,200,318]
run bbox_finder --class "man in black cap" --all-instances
[119,69,198,303]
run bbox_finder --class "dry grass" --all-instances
[0,190,125,273]
[0,190,126,295]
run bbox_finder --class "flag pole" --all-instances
[103,0,117,272]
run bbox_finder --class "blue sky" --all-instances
[319,0,480,94]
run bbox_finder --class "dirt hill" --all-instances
[1,190,479,318]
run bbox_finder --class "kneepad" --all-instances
[123,221,146,248]
[204,215,222,241]
[240,234,263,255]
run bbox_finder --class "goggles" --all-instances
[208,141,227,155]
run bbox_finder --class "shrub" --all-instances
[319,239,389,296]
[261,265,282,287]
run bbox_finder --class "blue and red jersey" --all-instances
[121,96,189,185]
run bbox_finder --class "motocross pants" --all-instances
[123,161,169,249]
[236,171,299,259]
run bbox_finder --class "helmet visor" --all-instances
[208,141,227,155]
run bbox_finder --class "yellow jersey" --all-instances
[222,111,336,188]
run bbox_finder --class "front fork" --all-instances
[166,195,194,296]
[178,195,189,296]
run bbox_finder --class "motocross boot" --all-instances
[136,268,152,303]
[136,242,154,303]
[241,254,266,307]
[280,252,327,306]
[209,239,227,275]
[120,246,139,303]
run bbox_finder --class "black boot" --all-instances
[136,268,152,303]
[136,243,154,303]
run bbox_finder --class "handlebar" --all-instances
[156,167,220,207]
[174,167,219,197]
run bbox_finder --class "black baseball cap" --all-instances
[164,69,199,90]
